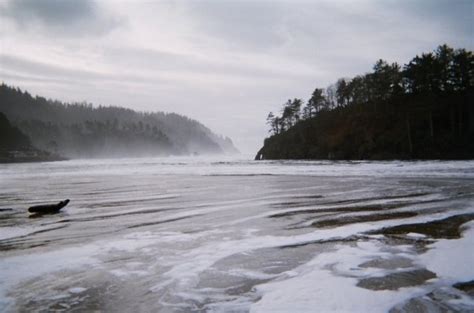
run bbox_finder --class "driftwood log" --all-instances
[28,199,70,214]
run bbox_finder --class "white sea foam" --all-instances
[68,287,86,294]
[0,231,182,311]
[1,157,473,312]
[152,207,473,289]
[250,219,474,313]
[0,225,61,241]
[250,241,424,313]
[419,221,474,283]
[406,232,427,239]
[0,245,98,311]
[1,156,473,179]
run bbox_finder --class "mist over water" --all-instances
[1,157,473,312]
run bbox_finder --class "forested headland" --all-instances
[256,45,473,160]
[0,84,238,159]
[0,112,63,162]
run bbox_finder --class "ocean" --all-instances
[1,156,473,312]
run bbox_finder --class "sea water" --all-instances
[0,156,473,312]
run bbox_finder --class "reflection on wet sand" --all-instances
[0,158,473,312]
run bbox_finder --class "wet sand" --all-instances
[0,157,473,312]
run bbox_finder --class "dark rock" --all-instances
[453,280,474,296]
[357,269,436,290]
[28,199,70,215]
[369,213,474,239]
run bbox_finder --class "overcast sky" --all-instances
[0,0,472,153]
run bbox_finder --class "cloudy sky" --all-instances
[0,0,472,153]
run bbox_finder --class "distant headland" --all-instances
[0,112,65,163]
[0,84,238,162]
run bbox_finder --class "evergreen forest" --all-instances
[0,84,237,159]
[256,45,473,160]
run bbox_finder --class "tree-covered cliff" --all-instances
[0,84,238,158]
[0,112,62,162]
[256,45,473,160]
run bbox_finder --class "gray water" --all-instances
[1,157,473,312]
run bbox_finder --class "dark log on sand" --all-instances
[28,199,70,214]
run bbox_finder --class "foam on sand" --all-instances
[419,220,474,284]
[250,240,425,313]
[250,220,474,313]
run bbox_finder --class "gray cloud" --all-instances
[185,0,472,58]
[102,46,317,83]
[391,0,472,35]
[0,0,472,153]
[0,54,179,91]
[4,0,95,23]
[187,1,299,52]
[1,0,123,36]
